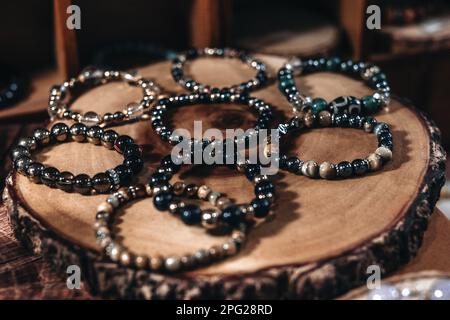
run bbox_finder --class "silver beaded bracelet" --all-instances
[47,67,161,126]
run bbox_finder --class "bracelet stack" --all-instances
[11,122,143,194]
[277,57,391,116]
[47,68,161,126]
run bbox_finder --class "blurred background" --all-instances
[0,0,449,214]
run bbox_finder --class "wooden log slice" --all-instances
[2,55,446,299]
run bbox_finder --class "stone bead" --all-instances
[301,160,319,178]
[153,191,174,211]
[148,172,171,187]
[220,205,244,227]
[208,191,221,205]
[26,162,45,183]
[123,155,143,174]
[86,126,104,145]
[92,172,112,193]
[253,175,268,184]
[222,241,237,256]
[303,111,316,128]
[114,135,134,153]
[14,156,33,174]
[18,137,37,151]
[119,251,132,266]
[150,255,164,271]
[201,209,220,229]
[254,180,275,195]
[361,95,380,114]
[208,245,224,260]
[82,111,101,126]
[57,171,75,192]
[375,146,392,162]
[197,185,211,199]
[336,161,353,178]
[194,249,210,265]
[96,211,110,223]
[69,123,87,142]
[33,128,51,146]
[364,121,374,133]
[125,102,144,119]
[318,110,332,127]
[217,197,232,210]
[367,153,382,171]
[101,130,119,149]
[135,256,149,269]
[251,198,271,218]
[41,167,60,187]
[319,162,336,179]
[109,245,121,262]
[179,204,202,225]
[114,164,133,186]
[352,159,369,175]
[10,146,31,161]
[173,181,186,195]
[50,123,70,142]
[123,144,142,158]
[181,254,196,269]
[73,174,92,195]
[164,256,181,272]
[106,195,120,208]
[185,184,198,197]
[245,164,260,181]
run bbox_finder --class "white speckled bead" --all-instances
[375,146,392,161]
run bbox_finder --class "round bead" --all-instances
[69,123,87,142]
[216,197,232,210]
[114,135,134,153]
[352,159,369,175]
[41,167,60,187]
[208,191,221,205]
[201,209,220,229]
[319,162,336,179]
[301,160,319,178]
[120,251,132,266]
[33,128,51,146]
[375,146,392,161]
[150,255,164,271]
[220,205,244,227]
[73,174,92,195]
[18,137,37,151]
[50,123,70,142]
[101,130,119,149]
[114,164,133,185]
[164,256,181,272]
[26,162,45,183]
[367,153,382,171]
[123,144,142,158]
[254,180,275,195]
[123,155,143,174]
[251,198,271,218]
[318,110,332,127]
[336,161,353,178]
[86,126,104,145]
[10,146,31,161]
[173,181,186,195]
[153,191,174,211]
[197,185,211,199]
[56,171,74,192]
[92,172,112,193]
[222,241,237,256]
[13,156,33,174]
[185,184,198,197]
[148,172,171,188]
[303,112,316,128]
[135,256,149,269]
[178,204,202,225]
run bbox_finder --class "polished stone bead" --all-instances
[286,156,301,173]
[333,113,349,127]
[375,146,393,162]
[13,156,33,174]
[373,122,390,136]
[318,110,332,127]
[73,174,92,194]
[114,164,133,185]
[352,159,369,175]
[101,130,119,149]
[201,209,219,229]
[160,154,180,173]
[33,128,51,146]
[220,205,244,227]
[114,135,134,153]
[301,160,319,178]
[185,184,198,197]
[303,112,316,128]
[319,162,336,179]
[173,181,186,196]
[51,123,70,142]
[148,172,171,187]
[70,123,87,142]
[336,161,353,178]
[310,98,328,114]
[86,126,104,145]
[96,211,111,223]
[197,185,211,199]
[26,162,45,183]
[57,171,74,192]
[10,146,31,161]
[361,95,380,114]
[92,172,112,193]
[153,191,174,211]
[254,180,275,195]
[41,167,60,187]
[82,111,101,126]
[18,137,37,151]
[245,164,260,181]
[251,198,271,218]
[164,256,181,272]
[178,204,202,225]
[123,144,142,158]
[367,153,382,171]
[123,155,143,174]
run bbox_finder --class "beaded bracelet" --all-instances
[151,92,273,145]
[94,183,248,273]
[47,68,161,126]
[171,47,268,94]
[277,57,391,116]
[270,111,393,179]
[10,122,144,194]
[145,155,276,231]
[0,66,28,109]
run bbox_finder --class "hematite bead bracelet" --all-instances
[151,92,273,145]
[10,122,144,194]
[277,57,391,116]
[47,67,161,126]
[270,111,393,179]
[94,183,249,272]
[0,66,28,109]
[146,155,276,231]
[171,47,268,93]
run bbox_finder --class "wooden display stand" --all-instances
[2,55,446,299]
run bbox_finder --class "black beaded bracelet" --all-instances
[146,155,276,231]
[10,122,144,194]
[277,57,391,116]
[0,66,28,109]
[269,110,393,179]
[171,47,268,93]
[151,92,273,145]
[94,183,248,273]
[47,68,160,126]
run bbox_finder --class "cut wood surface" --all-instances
[3,55,446,299]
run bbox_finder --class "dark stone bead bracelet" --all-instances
[10,122,143,194]
[171,47,268,94]
[269,110,393,180]
[277,57,391,117]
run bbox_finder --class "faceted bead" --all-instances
[41,167,60,187]
[178,204,202,225]
[251,198,271,218]
[51,123,70,142]
[114,135,134,153]
[336,161,353,178]
[92,172,112,193]
[82,111,101,126]
[73,174,92,194]
[153,191,174,211]
[26,162,45,183]
[57,171,74,192]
